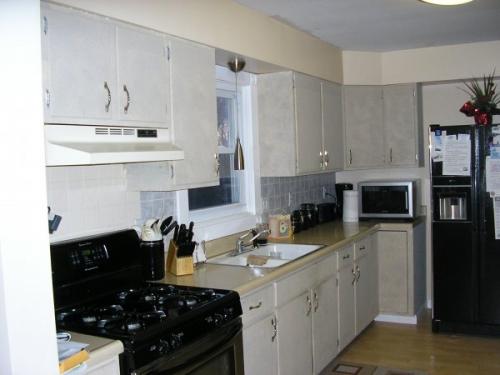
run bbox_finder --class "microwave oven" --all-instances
[358,180,418,220]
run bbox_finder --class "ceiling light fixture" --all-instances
[419,0,474,5]
[227,56,246,171]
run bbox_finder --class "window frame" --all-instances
[175,66,261,242]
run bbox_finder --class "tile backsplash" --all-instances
[139,191,177,223]
[46,165,140,241]
[260,173,336,217]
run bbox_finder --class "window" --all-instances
[188,88,244,210]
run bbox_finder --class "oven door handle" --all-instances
[132,319,243,375]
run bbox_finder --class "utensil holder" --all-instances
[166,240,194,276]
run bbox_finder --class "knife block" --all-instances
[166,240,194,276]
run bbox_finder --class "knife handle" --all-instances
[173,224,179,242]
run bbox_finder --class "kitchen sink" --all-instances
[207,243,323,269]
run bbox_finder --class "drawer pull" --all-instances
[359,246,366,251]
[249,301,262,310]
[343,254,350,260]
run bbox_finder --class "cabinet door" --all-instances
[116,26,169,126]
[321,81,344,171]
[344,86,384,169]
[355,254,372,334]
[377,231,408,314]
[243,314,278,375]
[294,73,323,174]
[42,5,116,123]
[383,84,417,166]
[257,72,297,177]
[277,291,313,375]
[338,263,356,351]
[312,276,338,374]
[355,236,378,333]
[169,37,218,188]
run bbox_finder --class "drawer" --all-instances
[337,244,354,270]
[241,284,274,326]
[354,235,371,260]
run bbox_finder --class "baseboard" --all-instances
[375,313,417,325]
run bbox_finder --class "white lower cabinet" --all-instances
[243,313,279,375]
[277,290,314,375]
[311,274,339,373]
[241,285,278,375]
[275,254,338,375]
[87,357,120,375]
[337,245,356,351]
[241,234,378,375]
[354,235,378,334]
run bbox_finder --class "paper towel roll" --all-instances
[343,190,359,222]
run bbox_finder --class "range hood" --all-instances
[44,124,184,166]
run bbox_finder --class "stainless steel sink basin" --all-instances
[206,243,323,269]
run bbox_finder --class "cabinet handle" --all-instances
[319,151,324,169]
[249,301,262,310]
[356,265,361,282]
[271,314,278,342]
[324,150,329,168]
[214,153,220,176]
[313,291,319,313]
[170,164,174,179]
[343,254,350,260]
[349,149,352,165]
[359,246,366,251]
[306,295,312,316]
[390,148,393,163]
[123,84,130,114]
[45,89,51,108]
[104,81,111,113]
[352,268,357,285]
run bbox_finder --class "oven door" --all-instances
[132,318,244,375]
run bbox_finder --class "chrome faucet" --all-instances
[232,229,270,256]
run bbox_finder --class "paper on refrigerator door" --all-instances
[493,196,500,240]
[486,157,500,193]
[442,134,471,176]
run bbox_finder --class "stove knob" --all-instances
[213,313,223,326]
[158,339,170,354]
[169,333,183,349]
[223,307,235,320]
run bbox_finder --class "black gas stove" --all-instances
[51,230,243,375]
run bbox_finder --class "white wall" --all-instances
[342,51,383,85]
[0,0,59,373]
[46,165,141,241]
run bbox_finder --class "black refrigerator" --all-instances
[431,123,500,335]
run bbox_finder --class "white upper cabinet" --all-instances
[383,84,419,167]
[343,86,385,169]
[116,26,169,124]
[41,3,170,128]
[294,73,323,174]
[169,36,218,189]
[343,83,421,170]
[124,37,217,191]
[41,5,116,123]
[321,81,344,171]
[258,72,343,177]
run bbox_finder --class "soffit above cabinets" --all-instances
[235,0,500,52]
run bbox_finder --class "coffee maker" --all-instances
[335,183,353,218]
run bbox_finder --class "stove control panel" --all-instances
[70,243,110,270]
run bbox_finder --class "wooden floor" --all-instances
[338,310,500,375]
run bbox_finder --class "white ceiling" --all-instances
[235,0,500,52]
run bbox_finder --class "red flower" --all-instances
[473,109,492,126]
[459,101,475,117]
